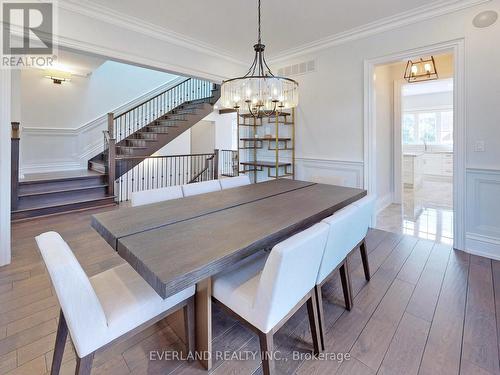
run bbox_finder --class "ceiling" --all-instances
[84,0,448,61]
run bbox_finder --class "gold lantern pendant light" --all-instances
[404,56,439,83]
[220,0,299,118]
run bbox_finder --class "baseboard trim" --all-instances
[465,233,500,260]
[376,193,393,214]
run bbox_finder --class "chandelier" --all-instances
[220,0,298,117]
[404,56,439,83]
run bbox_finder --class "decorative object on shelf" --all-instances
[404,56,438,83]
[220,0,298,117]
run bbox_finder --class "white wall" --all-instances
[270,0,500,256]
[155,131,192,156]
[204,110,237,151]
[191,120,216,154]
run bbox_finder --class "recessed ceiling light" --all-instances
[472,10,498,28]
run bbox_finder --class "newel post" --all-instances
[107,113,116,197]
[10,122,20,210]
[213,149,219,180]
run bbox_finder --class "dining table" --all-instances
[91,178,366,370]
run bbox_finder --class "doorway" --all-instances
[363,41,465,249]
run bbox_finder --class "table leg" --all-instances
[195,277,212,370]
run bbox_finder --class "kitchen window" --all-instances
[403,109,453,145]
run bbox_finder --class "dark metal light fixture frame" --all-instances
[404,56,439,83]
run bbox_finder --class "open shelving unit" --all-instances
[237,109,295,183]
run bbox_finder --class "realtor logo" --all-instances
[2,2,53,55]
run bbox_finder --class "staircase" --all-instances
[89,79,220,179]
[11,78,220,221]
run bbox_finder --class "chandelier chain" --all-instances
[258,0,261,43]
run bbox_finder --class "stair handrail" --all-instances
[114,77,190,118]
[112,78,216,143]
[189,149,219,183]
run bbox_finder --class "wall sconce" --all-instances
[44,69,72,84]
[404,56,438,83]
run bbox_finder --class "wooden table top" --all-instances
[91,179,315,249]
[114,182,366,298]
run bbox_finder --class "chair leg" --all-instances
[75,352,94,375]
[258,331,275,375]
[314,285,326,351]
[360,239,371,281]
[307,291,322,356]
[51,310,68,375]
[339,261,353,311]
[184,297,196,360]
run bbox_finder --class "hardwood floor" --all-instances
[1,207,499,374]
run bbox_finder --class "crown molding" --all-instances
[57,0,247,67]
[268,0,491,63]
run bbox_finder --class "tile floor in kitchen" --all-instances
[376,179,454,245]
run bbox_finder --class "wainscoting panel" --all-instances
[466,168,500,259]
[295,157,364,188]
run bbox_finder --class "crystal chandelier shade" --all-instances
[220,0,298,117]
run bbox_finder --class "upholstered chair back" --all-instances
[182,180,221,197]
[254,222,329,332]
[316,195,376,284]
[36,232,108,357]
[219,175,251,189]
[352,194,376,227]
[131,186,183,207]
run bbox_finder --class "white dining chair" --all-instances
[352,194,376,281]
[36,232,196,375]
[212,222,329,375]
[315,194,376,349]
[182,180,221,197]
[219,175,251,189]
[130,185,184,207]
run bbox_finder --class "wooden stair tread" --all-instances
[20,169,104,184]
[18,184,108,198]
[14,192,115,212]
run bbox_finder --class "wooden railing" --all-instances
[114,151,219,202]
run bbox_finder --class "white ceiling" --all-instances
[84,0,447,61]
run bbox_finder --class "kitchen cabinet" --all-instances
[422,152,453,177]
[403,153,424,189]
